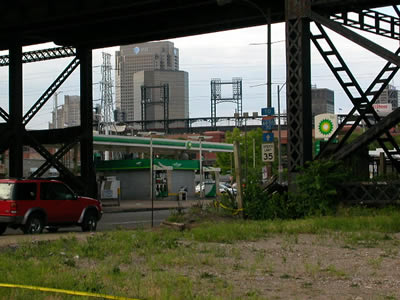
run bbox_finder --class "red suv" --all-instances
[0,179,103,235]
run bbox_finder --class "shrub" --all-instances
[243,159,349,220]
[293,159,349,217]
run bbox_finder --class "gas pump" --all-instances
[153,163,173,198]
[203,167,221,197]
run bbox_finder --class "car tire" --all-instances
[81,212,97,232]
[23,214,44,234]
[0,224,7,235]
[46,227,59,233]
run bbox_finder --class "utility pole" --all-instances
[53,91,62,128]
[234,141,243,217]
[267,9,272,108]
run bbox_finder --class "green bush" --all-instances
[293,159,349,216]
[243,159,349,220]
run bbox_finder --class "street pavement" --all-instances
[102,198,213,213]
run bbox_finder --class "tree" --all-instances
[216,128,264,180]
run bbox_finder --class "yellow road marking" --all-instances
[0,283,140,300]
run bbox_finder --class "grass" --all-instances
[0,206,400,299]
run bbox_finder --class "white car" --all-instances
[195,182,237,195]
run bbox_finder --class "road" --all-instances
[1,210,172,236]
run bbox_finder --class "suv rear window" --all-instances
[0,183,14,200]
[0,182,37,200]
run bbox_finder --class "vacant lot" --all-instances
[1,209,400,299]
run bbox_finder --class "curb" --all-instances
[103,206,188,214]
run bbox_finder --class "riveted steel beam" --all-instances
[331,9,400,40]
[285,0,313,176]
[311,21,400,171]
[311,11,400,67]
[0,46,76,66]
[23,57,80,126]
[8,44,23,178]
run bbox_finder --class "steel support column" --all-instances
[78,47,96,197]
[9,44,23,178]
[285,0,312,178]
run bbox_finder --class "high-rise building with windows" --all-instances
[311,86,335,116]
[115,41,182,122]
[133,70,189,129]
[375,84,399,110]
[49,95,80,129]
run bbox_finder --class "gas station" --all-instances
[93,134,233,202]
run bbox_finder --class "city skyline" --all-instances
[0,8,398,129]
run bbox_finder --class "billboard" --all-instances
[373,103,392,116]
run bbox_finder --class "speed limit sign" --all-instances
[262,143,275,162]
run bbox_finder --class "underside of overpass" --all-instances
[0,0,399,196]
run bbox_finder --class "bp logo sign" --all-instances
[185,141,192,149]
[315,113,338,139]
[318,119,334,136]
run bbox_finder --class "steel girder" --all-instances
[308,7,400,173]
[8,56,84,191]
[23,58,80,125]
[29,137,80,179]
[0,46,96,196]
[285,0,313,174]
[311,22,400,171]
[8,45,23,178]
[331,9,400,41]
[0,46,76,66]
[311,11,400,67]
[332,107,400,161]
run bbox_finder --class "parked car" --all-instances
[195,182,237,195]
[0,179,103,235]
[219,182,237,195]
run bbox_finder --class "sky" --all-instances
[0,6,398,129]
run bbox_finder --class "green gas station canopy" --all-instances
[93,135,234,154]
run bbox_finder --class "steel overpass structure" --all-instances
[0,0,399,196]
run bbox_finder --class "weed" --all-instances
[304,262,321,278]
[280,273,291,279]
[323,265,348,278]
[381,247,398,258]
[233,263,243,271]
[281,255,287,264]
[200,272,216,279]
[368,257,383,270]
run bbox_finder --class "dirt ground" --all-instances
[1,232,400,299]
[194,234,400,299]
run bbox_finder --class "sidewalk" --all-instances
[102,198,213,213]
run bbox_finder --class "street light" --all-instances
[138,131,164,227]
[189,135,212,198]
[277,83,286,184]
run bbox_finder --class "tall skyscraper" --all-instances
[115,41,180,122]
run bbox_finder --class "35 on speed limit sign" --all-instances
[262,143,275,162]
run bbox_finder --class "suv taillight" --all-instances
[10,201,17,214]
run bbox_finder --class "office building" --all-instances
[115,41,180,122]
[49,95,80,128]
[312,87,335,116]
[375,84,399,110]
[133,70,189,129]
